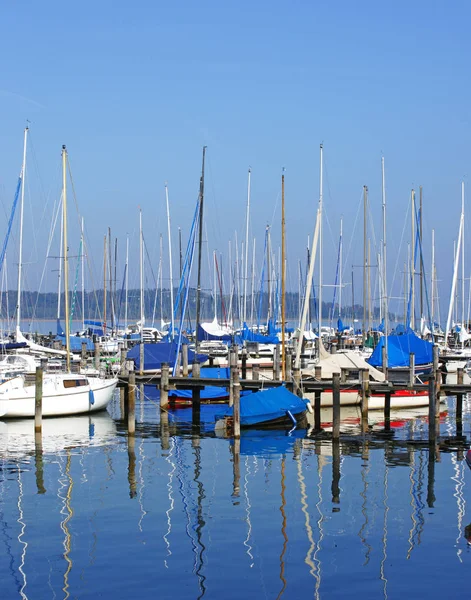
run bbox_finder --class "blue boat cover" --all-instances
[216,386,308,427]
[368,333,433,368]
[127,342,208,370]
[55,334,94,351]
[337,318,350,332]
[169,366,231,400]
[241,323,279,344]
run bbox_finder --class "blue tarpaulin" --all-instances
[196,323,241,343]
[216,386,308,427]
[169,366,232,400]
[368,333,433,368]
[55,335,94,352]
[241,323,279,344]
[127,342,208,371]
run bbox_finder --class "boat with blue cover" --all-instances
[215,386,310,430]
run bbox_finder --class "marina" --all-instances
[0,388,470,599]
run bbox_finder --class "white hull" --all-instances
[307,389,434,409]
[0,375,117,418]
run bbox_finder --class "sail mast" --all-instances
[165,183,175,338]
[195,146,206,351]
[125,234,129,332]
[411,189,415,330]
[243,168,251,324]
[318,144,323,332]
[62,145,71,372]
[362,185,368,348]
[15,126,28,339]
[382,157,388,365]
[81,217,85,331]
[281,169,286,380]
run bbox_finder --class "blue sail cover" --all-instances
[368,333,433,368]
[216,386,308,427]
[55,334,94,352]
[337,318,350,332]
[241,323,279,344]
[127,342,208,371]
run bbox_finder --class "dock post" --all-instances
[120,348,128,376]
[384,389,391,431]
[94,341,100,370]
[361,369,369,432]
[34,367,43,434]
[284,348,292,382]
[340,368,347,383]
[314,390,322,431]
[81,342,87,369]
[409,353,415,388]
[382,346,388,380]
[332,372,340,440]
[428,374,437,442]
[456,367,464,437]
[128,371,136,436]
[160,363,169,409]
[229,349,236,407]
[293,366,302,397]
[241,347,247,380]
[34,432,46,495]
[192,361,201,427]
[182,343,189,377]
[273,345,281,380]
[433,344,439,379]
[233,368,241,439]
[315,365,322,380]
[252,363,260,381]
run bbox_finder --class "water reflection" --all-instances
[0,396,469,598]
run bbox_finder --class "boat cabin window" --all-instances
[63,378,89,388]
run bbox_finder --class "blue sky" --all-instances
[0,0,470,322]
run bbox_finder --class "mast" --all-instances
[318,144,323,331]
[15,126,28,339]
[382,156,388,364]
[108,227,114,333]
[57,202,64,324]
[419,186,423,318]
[62,145,71,372]
[368,240,371,334]
[139,208,144,343]
[266,226,271,324]
[250,238,256,324]
[411,189,415,330]
[103,235,107,336]
[431,229,435,329]
[195,146,206,350]
[125,234,129,332]
[213,250,217,322]
[362,185,368,348]
[339,218,343,319]
[281,169,286,380]
[81,217,85,331]
[178,227,183,324]
[165,183,175,338]
[461,182,465,344]
[243,168,251,324]
[445,194,464,346]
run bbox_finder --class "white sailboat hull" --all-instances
[0,375,117,418]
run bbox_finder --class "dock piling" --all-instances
[252,364,260,381]
[384,390,391,431]
[241,347,247,380]
[160,363,170,409]
[332,372,340,439]
[34,367,43,434]
[192,361,201,427]
[273,345,281,380]
[182,344,189,377]
[94,342,100,370]
[81,342,87,368]
[128,371,136,436]
[233,368,241,439]
[314,391,321,431]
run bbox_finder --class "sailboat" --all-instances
[0,145,118,418]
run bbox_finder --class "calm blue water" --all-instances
[0,390,470,599]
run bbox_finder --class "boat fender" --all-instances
[89,389,95,405]
[305,399,313,414]
[286,410,297,426]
